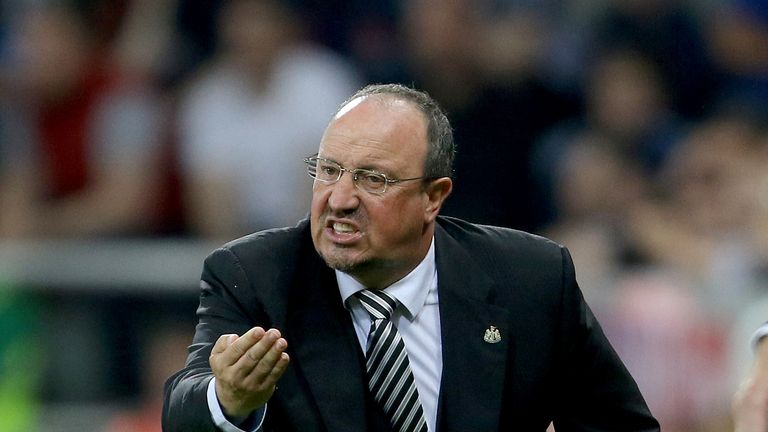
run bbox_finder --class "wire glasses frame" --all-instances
[303,155,429,195]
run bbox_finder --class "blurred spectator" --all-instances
[582,50,682,171]
[398,0,578,231]
[337,1,406,84]
[542,134,648,299]
[531,49,683,226]
[708,0,768,121]
[533,129,728,431]
[628,114,767,317]
[612,118,766,429]
[538,124,737,430]
[176,0,359,239]
[110,0,179,84]
[531,29,767,430]
[163,0,226,86]
[588,0,720,119]
[0,3,170,238]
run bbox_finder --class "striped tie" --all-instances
[355,289,428,432]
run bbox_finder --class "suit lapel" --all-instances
[434,224,512,432]
[287,252,370,432]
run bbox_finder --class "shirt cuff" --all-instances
[206,377,266,432]
[751,323,768,351]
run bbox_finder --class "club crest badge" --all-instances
[483,325,501,344]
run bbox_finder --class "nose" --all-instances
[326,171,360,213]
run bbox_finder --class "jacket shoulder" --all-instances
[436,216,564,257]
[221,219,311,261]
[201,219,315,294]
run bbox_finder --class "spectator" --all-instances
[531,49,683,227]
[0,3,168,238]
[398,0,578,231]
[176,0,359,239]
[628,114,766,315]
[542,134,648,299]
[588,0,720,119]
[708,0,768,121]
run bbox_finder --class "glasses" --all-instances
[303,155,429,195]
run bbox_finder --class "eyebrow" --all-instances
[319,155,391,176]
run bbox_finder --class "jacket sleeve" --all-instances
[553,246,660,431]
[162,247,262,431]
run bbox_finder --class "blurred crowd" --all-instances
[1,0,768,430]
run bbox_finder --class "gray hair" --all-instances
[337,83,455,179]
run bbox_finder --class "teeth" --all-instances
[333,222,355,233]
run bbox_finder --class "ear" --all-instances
[423,177,453,223]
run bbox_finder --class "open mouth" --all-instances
[332,222,357,234]
[324,219,363,244]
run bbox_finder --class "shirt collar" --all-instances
[337,237,436,319]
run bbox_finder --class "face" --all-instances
[310,96,450,288]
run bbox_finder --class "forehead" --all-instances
[319,96,428,170]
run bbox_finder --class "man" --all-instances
[163,83,659,431]
[733,324,768,432]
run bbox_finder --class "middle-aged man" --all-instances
[163,83,660,431]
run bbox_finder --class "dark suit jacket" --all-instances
[163,216,660,431]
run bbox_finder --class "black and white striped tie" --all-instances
[355,289,428,432]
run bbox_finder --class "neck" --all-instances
[349,231,434,290]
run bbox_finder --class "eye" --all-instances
[360,172,386,185]
[319,164,340,177]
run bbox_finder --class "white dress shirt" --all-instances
[337,238,442,432]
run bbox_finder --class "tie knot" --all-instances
[355,289,398,321]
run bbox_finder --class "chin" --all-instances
[317,247,366,273]
[317,248,349,270]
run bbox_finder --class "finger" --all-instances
[249,351,291,391]
[212,334,237,355]
[220,327,266,366]
[234,329,282,371]
[254,334,287,373]
[210,334,238,371]
[241,334,289,387]
[268,352,291,382]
